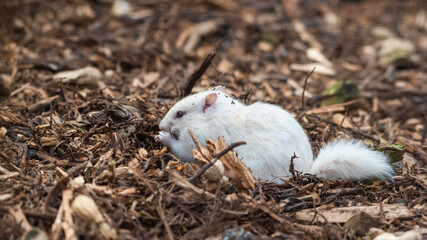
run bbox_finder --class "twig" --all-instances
[111,132,122,156]
[284,202,307,212]
[183,37,226,97]
[28,95,59,113]
[188,129,208,160]
[187,141,246,182]
[43,164,85,213]
[0,206,57,220]
[338,107,349,128]
[203,181,223,238]
[108,132,121,186]
[324,187,363,196]
[306,99,359,114]
[252,181,265,201]
[242,88,253,105]
[171,199,205,223]
[301,67,315,110]
[379,200,385,221]
[255,204,288,224]
[155,195,174,240]
[289,153,299,179]
[297,109,308,122]
[212,141,246,159]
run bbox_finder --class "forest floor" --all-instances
[0,0,426,239]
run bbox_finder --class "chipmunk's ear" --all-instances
[210,85,226,92]
[203,93,217,113]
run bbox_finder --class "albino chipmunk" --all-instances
[157,86,393,183]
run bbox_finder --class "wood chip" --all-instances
[295,204,414,223]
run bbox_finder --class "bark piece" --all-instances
[295,204,414,223]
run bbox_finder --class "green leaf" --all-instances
[375,144,406,163]
[321,81,361,106]
[260,31,280,45]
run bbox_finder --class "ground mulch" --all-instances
[0,0,426,239]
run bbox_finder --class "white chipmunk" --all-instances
[157,86,393,183]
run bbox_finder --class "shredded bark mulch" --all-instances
[0,0,426,239]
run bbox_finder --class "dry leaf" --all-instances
[190,134,255,192]
[53,66,102,89]
[291,63,336,76]
[306,48,333,67]
[170,171,215,200]
[213,138,255,191]
[111,0,132,17]
[176,20,222,55]
[373,230,422,240]
[0,74,12,97]
[8,205,32,231]
[72,195,117,239]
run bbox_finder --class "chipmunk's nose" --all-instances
[159,120,171,133]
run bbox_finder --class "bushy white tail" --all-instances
[309,140,394,180]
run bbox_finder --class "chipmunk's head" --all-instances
[157,86,242,161]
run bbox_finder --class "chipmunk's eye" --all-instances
[175,111,185,118]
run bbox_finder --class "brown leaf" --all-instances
[214,138,256,191]
[189,134,255,192]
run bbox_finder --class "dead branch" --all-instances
[187,141,246,182]
[301,67,315,110]
[183,37,226,97]
[289,153,299,179]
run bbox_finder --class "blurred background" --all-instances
[1,0,425,98]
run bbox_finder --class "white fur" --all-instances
[158,88,394,183]
[309,140,394,180]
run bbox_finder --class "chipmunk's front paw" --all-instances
[156,131,172,145]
